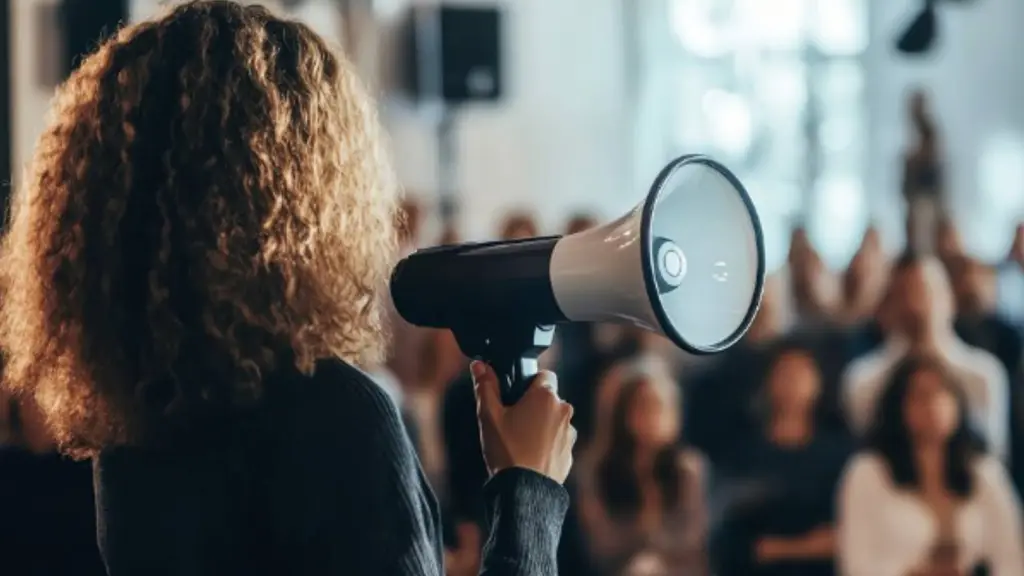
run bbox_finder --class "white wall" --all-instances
[380,0,633,240]
[865,0,1024,260]
[10,0,60,182]
[10,0,633,241]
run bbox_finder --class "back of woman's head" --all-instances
[0,1,399,456]
[866,355,980,496]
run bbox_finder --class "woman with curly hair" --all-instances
[0,2,574,575]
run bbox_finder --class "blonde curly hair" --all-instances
[0,1,399,457]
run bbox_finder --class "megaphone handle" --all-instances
[496,356,541,406]
[452,323,556,406]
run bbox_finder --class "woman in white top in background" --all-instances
[838,355,1024,576]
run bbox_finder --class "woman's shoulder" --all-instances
[268,359,411,449]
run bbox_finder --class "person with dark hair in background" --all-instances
[996,223,1024,325]
[498,211,540,241]
[838,356,1023,576]
[713,341,851,576]
[948,256,1022,379]
[578,368,707,576]
[787,227,840,325]
[842,253,1009,460]
[0,3,576,574]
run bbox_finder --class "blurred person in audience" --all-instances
[840,226,890,327]
[788,228,840,326]
[838,356,1024,576]
[948,256,1022,378]
[784,226,891,434]
[1012,224,1024,269]
[996,223,1024,324]
[685,275,784,466]
[0,396,106,575]
[842,253,1009,460]
[842,227,894,365]
[578,368,707,576]
[936,218,966,269]
[0,3,577,574]
[499,210,540,240]
[589,354,678,458]
[903,89,946,255]
[713,341,851,576]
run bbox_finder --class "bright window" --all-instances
[644,0,869,271]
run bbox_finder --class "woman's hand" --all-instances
[471,361,576,484]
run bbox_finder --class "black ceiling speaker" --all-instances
[896,0,938,55]
[400,5,503,104]
[896,0,982,56]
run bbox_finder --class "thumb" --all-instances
[471,361,503,418]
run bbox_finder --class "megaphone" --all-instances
[390,154,766,404]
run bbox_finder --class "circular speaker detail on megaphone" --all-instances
[640,154,766,353]
[546,154,765,355]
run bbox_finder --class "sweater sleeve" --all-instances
[479,467,570,576]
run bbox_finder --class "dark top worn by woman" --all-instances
[712,433,852,576]
[93,360,568,576]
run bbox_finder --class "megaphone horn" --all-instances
[389,154,766,405]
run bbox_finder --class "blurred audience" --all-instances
[838,356,1024,576]
[949,256,1023,379]
[842,253,1009,460]
[578,366,707,576]
[997,224,1024,324]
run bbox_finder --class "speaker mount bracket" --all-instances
[450,322,556,406]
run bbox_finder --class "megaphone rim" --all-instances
[640,154,767,355]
